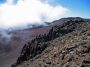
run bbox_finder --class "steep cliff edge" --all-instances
[11,17,90,67]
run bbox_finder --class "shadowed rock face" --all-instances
[11,17,90,67]
[0,25,48,67]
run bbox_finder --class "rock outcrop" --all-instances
[11,17,90,67]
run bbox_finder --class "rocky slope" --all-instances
[11,17,90,67]
[0,23,49,67]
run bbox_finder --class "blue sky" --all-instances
[0,0,90,18]
[0,0,5,3]
[51,0,90,18]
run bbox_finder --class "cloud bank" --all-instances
[0,0,69,29]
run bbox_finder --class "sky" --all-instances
[0,0,90,29]
[50,0,90,18]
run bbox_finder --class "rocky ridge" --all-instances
[11,17,90,67]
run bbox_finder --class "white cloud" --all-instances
[0,0,69,29]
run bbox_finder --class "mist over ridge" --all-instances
[0,0,69,29]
